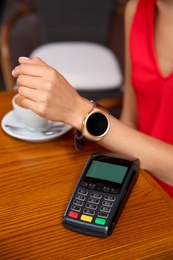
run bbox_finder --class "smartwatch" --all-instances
[74,101,110,151]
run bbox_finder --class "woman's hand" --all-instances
[12,57,92,130]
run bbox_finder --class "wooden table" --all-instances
[1,90,173,260]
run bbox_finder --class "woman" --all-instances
[12,0,173,197]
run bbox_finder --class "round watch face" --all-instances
[86,112,109,136]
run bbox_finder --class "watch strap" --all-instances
[74,130,87,152]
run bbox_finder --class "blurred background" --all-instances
[0,0,125,92]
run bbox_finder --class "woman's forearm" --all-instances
[99,115,173,187]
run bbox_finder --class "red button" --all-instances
[68,211,79,219]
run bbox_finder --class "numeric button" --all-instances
[78,189,88,196]
[102,201,113,207]
[85,203,97,210]
[104,195,116,202]
[73,199,83,206]
[71,205,81,212]
[97,212,109,219]
[90,192,102,199]
[100,206,111,213]
[75,194,86,201]
[88,198,100,204]
[83,209,95,216]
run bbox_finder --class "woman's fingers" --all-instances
[18,56,46,65]
[12,63,47,78]
[12,57,51,78]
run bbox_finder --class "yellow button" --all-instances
[80,214,93,222]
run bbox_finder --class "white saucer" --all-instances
[1,110,72,143]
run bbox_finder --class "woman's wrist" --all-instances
[69,97,94,131]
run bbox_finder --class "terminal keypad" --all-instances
[68,186,117,226]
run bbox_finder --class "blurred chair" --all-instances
[0,0,123,104]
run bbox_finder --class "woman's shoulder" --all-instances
[126,0,139,10]
[124,0,139,37]
[125,0,139,22]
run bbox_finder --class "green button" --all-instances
[95,218,106,225]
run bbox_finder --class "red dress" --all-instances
[130,0,173,197]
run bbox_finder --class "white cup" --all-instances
[12,94,52,131]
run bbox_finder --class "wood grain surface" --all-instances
[0,91,173,260]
